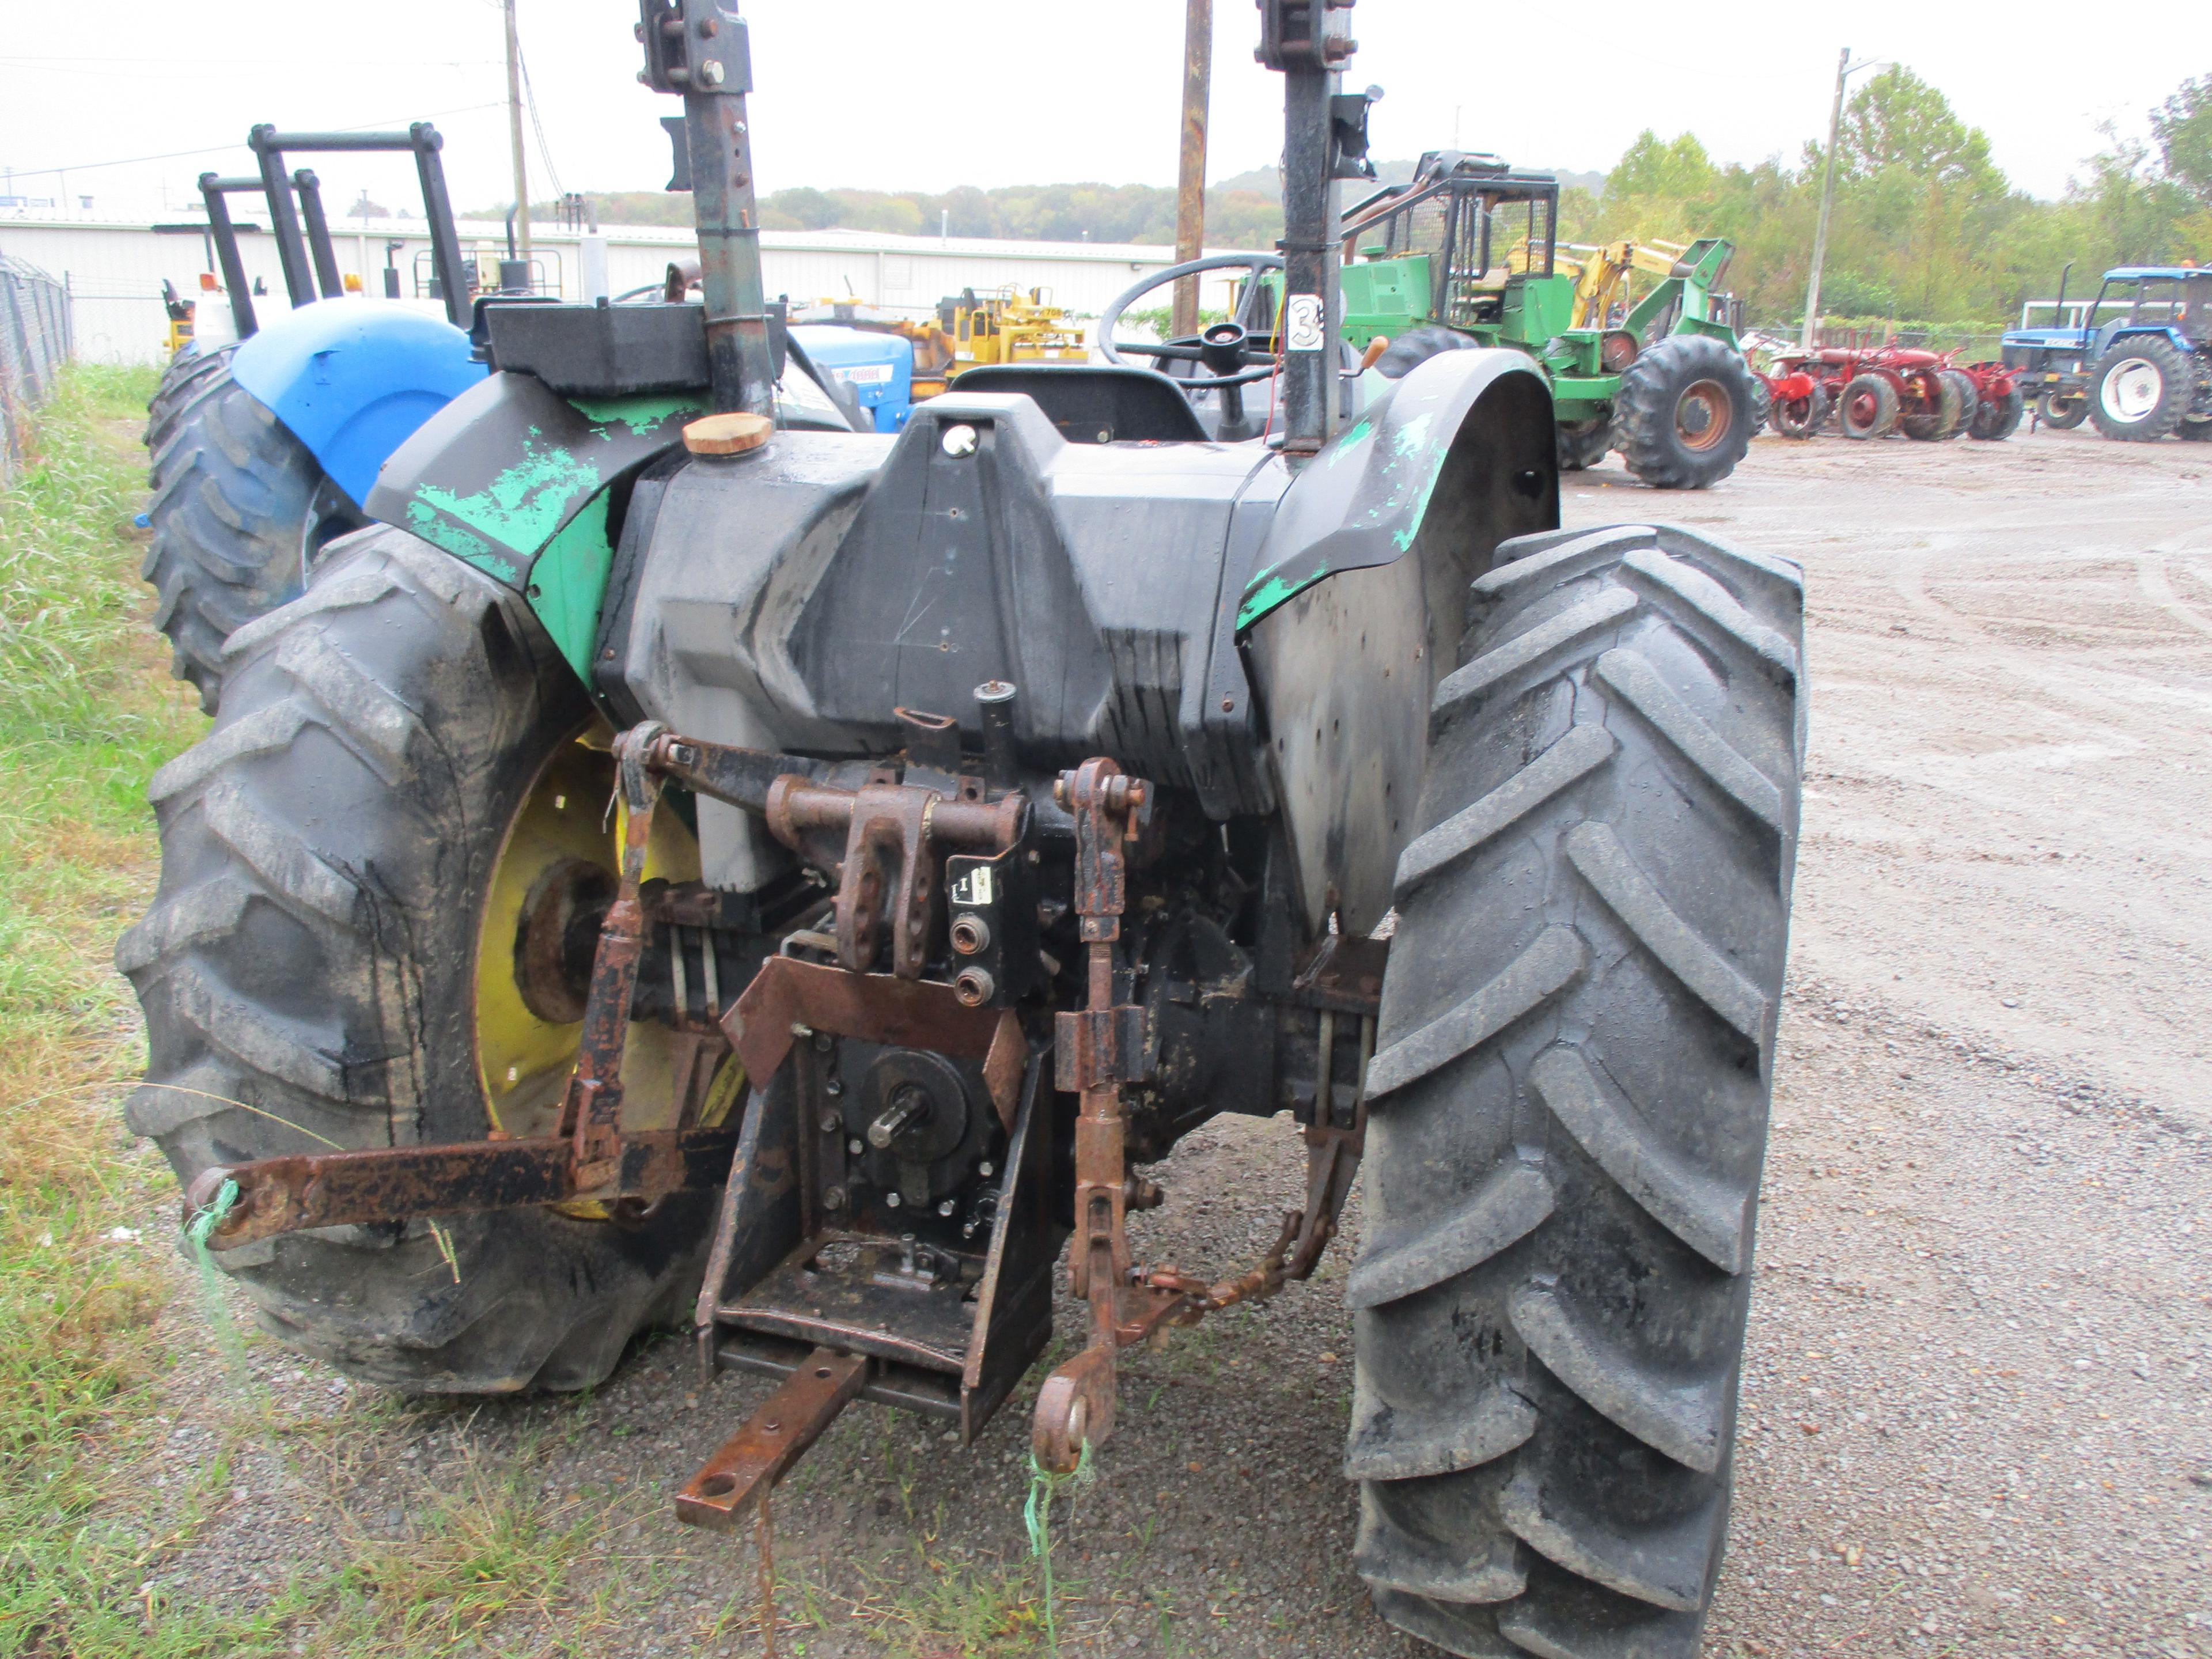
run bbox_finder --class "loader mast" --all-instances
[639,0,778,417]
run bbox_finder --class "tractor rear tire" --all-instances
[1899,373,1962,441]
[1936,370,1978,439]
[2088,336,2191,441]
[146,343,234,459]
[1768,384,1830,440]
[1969,385,2024,441]
[2038,391,2089,430]
[1556,418,1613,471]
[2180,417,2212,442]
[143,367,363,715]
[1350,523,1803,1659]
[119,527,714,1393]
[1613,335,1759,489]
[1838,373,1898,439]
[1747,376,1772,436]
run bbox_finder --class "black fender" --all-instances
[1241,349,1558,939]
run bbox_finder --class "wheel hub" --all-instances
[1675,378,1732,452]
[2102,358,2162,421]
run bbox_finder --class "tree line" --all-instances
[537,66,2210,328]
[1563,67,2211,329]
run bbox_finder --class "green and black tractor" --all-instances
[123,4,1805,1654]
[1335,153,1765,488]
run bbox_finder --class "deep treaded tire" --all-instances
[1747,376,1772,436]
[142,368,362,714]
[1612,336,1758,490]
[1969,384,2024,441]
[145,343,235,459]
[118,528,713,1392]
[2088,335,2192,441]
[1348,522,1804,1659]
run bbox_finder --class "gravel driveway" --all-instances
[135,425,2212,1658]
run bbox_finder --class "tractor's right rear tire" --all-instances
[2088,335,2192,441]
[2039,391,2089,430]
[119,527,715,1393]
[1613,336,1759,489]
[1838,373,1898,438]
[1969,384,2024,441]
[1349,523,1804,1659]
[143,367,363,714]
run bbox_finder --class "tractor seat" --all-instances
[953,364,1209,444]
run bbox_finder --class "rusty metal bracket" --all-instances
[1032,757,1166,1473]
[723,955,1026,1132]
[675,1346,869,1530]
[184,1127,740,1250]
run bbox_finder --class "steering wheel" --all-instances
[1096,252,1286,389]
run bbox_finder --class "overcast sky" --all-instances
[3,0,2206,223]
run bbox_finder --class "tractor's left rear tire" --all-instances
[143,368,365,714]
[1349,523,1803,1659]
[1613,336,1758,489]
[145,343,234,459]
[1900,373,1963,440]
[119,527,715,1392]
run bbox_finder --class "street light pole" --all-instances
[1801,48,1851,351]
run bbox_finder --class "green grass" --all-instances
[0,361,244,1658]
[0,365,630,1659]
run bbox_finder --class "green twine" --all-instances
[185,1179,256,1389]
[1024,1442,1093,1653]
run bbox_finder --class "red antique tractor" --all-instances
[1760,344,2023,442]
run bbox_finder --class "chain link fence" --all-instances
[1,252,74,486]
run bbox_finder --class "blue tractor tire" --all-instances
[143,362,362,713]
[145,340,236,459]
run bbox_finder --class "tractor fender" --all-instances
[229,300,487,509]
[364,370,707,675]
[1238,348,1558,940]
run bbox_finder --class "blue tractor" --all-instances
[1999,264,2212,442]
[145,125,486,711]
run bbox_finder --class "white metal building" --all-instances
[0,210,1259,364]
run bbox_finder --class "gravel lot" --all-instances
[132,423,2212,1657]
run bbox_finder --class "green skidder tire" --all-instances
[1349,522,1804,1658]
[1612,336,1758,489]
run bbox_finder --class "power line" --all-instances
[516,36,565,200]
[2,102,509,179]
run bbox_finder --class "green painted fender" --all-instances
[364,371,703,676]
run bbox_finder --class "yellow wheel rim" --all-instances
[472,723,739,1162]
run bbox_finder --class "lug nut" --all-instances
[885,1191,902,1208]
[848,1138,865,1157]
[937,1199,956,1217]
[822,1185,845,1210]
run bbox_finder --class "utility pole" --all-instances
[1802,47,1877,351]
[504,0,531,262]
[1171,0,1213,339]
